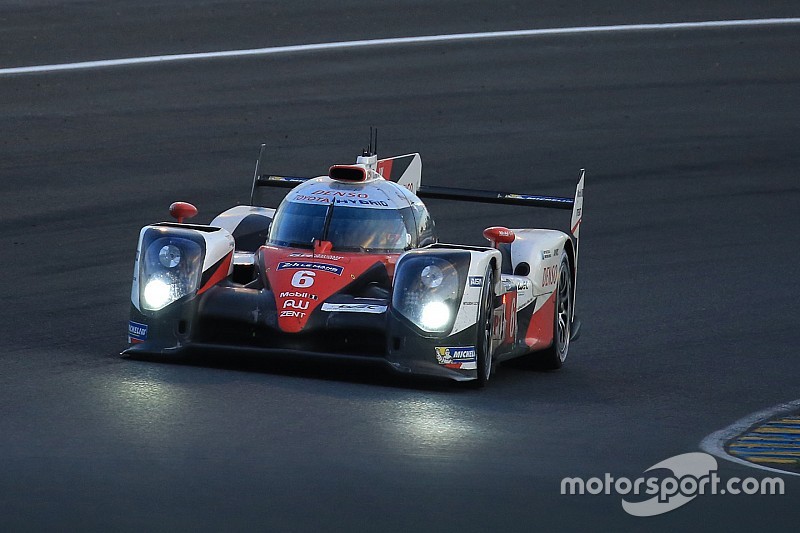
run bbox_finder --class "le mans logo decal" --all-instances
[277,261,344,276]
[435,346,477,365]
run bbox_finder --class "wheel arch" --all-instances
[562,237,576,302]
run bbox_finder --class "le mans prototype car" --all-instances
[124,139,585,386]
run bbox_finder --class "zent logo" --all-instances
[291,270,316,288]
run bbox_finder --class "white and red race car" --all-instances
[124,139,584,386]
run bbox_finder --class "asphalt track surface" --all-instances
[1,2,799,531]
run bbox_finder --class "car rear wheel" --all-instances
[540,254,572,370]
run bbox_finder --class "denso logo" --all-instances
[279,291,318,300]
[542,265,558,287]
[311,190,369,198]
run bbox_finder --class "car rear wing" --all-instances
[250,144,422,203]
[252,147,585,240]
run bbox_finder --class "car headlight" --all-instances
[140,234,203,311]
[419,301,451,330]
[143,278,172,309]
[158,244,182,268]
[392,254,467,334]
[420,265,444,288]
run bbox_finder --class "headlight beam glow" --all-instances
[420,301,451,331]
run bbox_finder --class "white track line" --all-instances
[700,399,800,478]
[2,18,800,76]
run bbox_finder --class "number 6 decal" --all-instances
[291,270,316,288]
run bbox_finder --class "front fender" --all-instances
[386,246,499,380]
[128,223,233,352]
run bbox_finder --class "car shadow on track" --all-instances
[121,349,560,393]
[122,350,460,392]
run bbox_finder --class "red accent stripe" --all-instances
[571,218,582,235]
[197,252,232,295]
[524,289,556,349]
[377,159,394,180]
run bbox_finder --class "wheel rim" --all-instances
[482,281,492,380]
[555,263,571,362]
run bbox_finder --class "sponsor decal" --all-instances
[311,190,369,198]
[469,276,483,287]
[293,194,331,204]
[554,248,560,256]
[282,299,310,310]
[541,249,552,259]
[288,252,344,261]
[293,194,390,207]
[278,261,344,276]
[280,310,307,318]
[516,279,530,291]
[320,303,387,314]
[279,291,318,300]
[434,346,477,365]
[128,321,148,341]
[542,264,558,287]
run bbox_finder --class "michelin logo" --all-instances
[434,346,477,365]
[128,321,148,341]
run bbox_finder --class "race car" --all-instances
[124,139,585,386]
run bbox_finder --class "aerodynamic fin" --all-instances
[377,153,422,194]
[570,169,584,320]
[249,144,423,202]
[570,170,584,239]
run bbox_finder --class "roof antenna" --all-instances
[357,127,379,170]
[362,126,378,157]
[363,127,372,156]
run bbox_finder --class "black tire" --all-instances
[540,254,572,370]
[474,266,495,387]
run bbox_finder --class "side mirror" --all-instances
[483,226,515,248]
[169,202,198,223]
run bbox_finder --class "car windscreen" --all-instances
[268,200,416,253]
